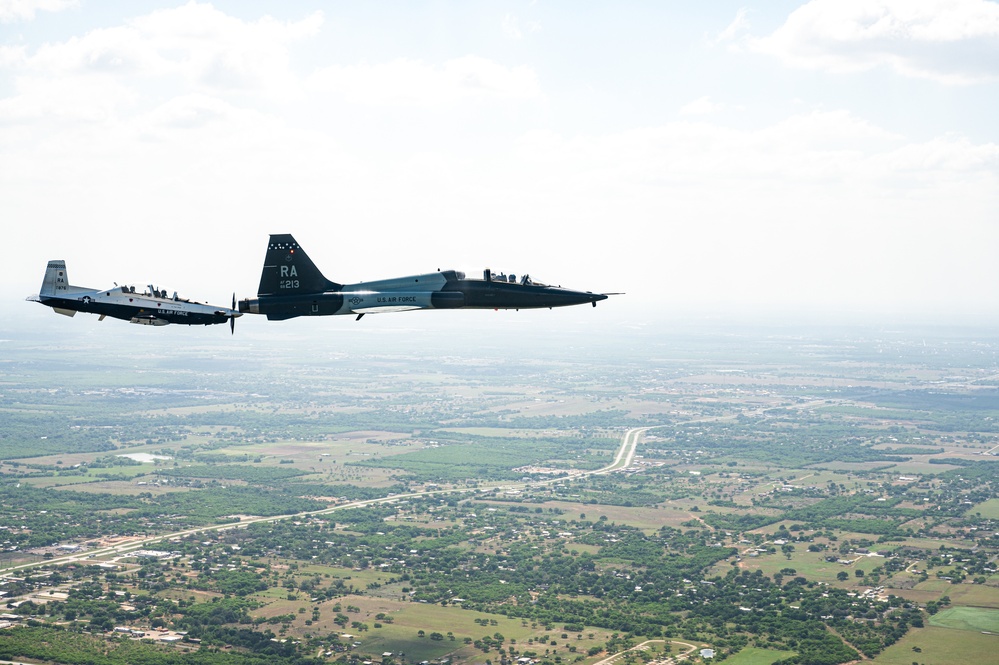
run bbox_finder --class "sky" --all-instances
[2,0,998,332]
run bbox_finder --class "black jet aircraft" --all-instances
[28,260,242,331]
[238,234,610,321]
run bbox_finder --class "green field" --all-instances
[872,626,999,664]
[724,647,797,665]
[969,497,999,519]
[929,606,999,632]
[937,583,999,609]
[726,547,864,586]
[335,600,616,662]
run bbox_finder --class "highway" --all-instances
[594,426,649,474]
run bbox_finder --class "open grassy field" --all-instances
[518,499,692,531]
[937,583,999,609]
[728,544,869,587]
[871,625,999,664]
[929,606,999,632]
[444,427,590,438]
[62,479,194,495]
[724,647,797,665]
[20,473,109,488]
[912,579,961,596]
[902,536,977,551]
[882,587,948,605]
[886,460,965,474]
[299,594,620,662]
[295,563,399,588]
[969,497,999,519]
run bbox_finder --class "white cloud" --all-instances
[679,96,725,116]
[127,3,322,91]
[309,55,541,107]
[502,13,541,41]
[0,0,76,23]
[750,0,999,83]
[502,13,523,40]
[3,3,321,101]
[710,8,750,46]
[0,0,325,159]
[510,110,912,189]
[143,93,238,130]
[0,70,135,125]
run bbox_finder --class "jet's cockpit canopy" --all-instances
[482,268,544,286]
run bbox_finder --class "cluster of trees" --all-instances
[0,625,321,665]
[650,418,916,469]
[0,480,331,550]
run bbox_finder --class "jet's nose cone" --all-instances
[559,290,608,307]
[589,292,609,307]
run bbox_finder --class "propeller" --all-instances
[230,293,236,335]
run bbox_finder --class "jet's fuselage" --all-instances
[240,270,607,320]
[238,234,610,321]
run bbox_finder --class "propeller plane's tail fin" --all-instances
[32,260,90,316]
[39,260,71,297]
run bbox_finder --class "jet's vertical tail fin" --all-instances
[256,234,341,297]
[40,260,71,297]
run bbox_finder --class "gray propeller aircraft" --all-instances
[239,234,610,320]
[28,260,242,332]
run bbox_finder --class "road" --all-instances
[1,427,651,575]
[592,639,701,665]
[594,427,649,475]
